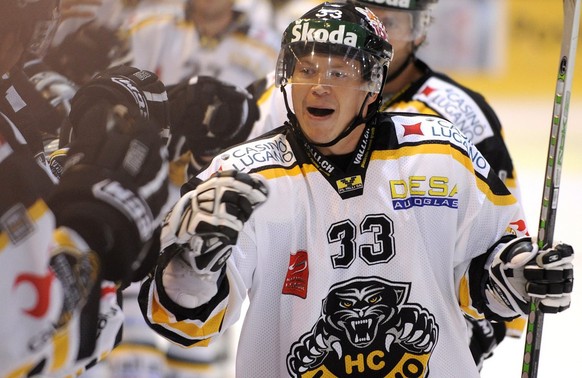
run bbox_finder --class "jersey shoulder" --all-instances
[381,112,460,145]
[408,72,502,143]
[380,112,493,179]
[203,126,295,175]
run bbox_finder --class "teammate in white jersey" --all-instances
[0,1,171,375]
[125,0,280,87]
[139,2,574,377]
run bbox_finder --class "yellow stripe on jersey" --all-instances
[258,164,317,180]
[384,99,440,115]
[257,85,275,106]
[151,292,226,340]
[50,327,72,372]
[458,275,484,320]
[6,363,36,378]
[169,152,191,187]
[166,358,213,373]
[372,145,517,206]
[110,343,166,357]
[0,199,50,251]
[505,316,527,337]
[127,15,187,35]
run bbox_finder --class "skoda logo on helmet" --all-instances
[290,21,359,47]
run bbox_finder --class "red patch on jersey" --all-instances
[14,271,55,318]
[421,85,436,96]
[510,219,530,236]
[282,250,309,299]
[402,122,423,136]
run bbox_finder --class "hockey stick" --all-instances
[521,1,581,377]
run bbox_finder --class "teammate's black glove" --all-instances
[48,102,171,285]
[486,236,574,317]
[466,317,506,370]
[23,58,78,125]
[166,76,259,164]
[61,65,170,147]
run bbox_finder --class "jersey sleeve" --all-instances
[138,154,259,348]
[0,115,123,376]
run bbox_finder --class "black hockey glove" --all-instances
[61,65,170,147]
[160,170,268,274]
[48,102,171,285]
[466,317,506,371]
[166,76,259,163]
[23,58,78,128]
[486,236,574,317]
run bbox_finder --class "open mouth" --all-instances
[307,107,334,117]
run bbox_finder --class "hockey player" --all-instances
[244,0,522,367]
[124,0,280,86]
[0,1,171,377]
[139,2,574,377]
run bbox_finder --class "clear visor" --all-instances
[372,8,431,41]
[275,44,385,93]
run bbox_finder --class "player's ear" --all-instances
[414,35,427,50]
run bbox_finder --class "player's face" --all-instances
[190,0,233,17]
[373,8,416,42]
[372,8,424,72]
[291,54,377,154]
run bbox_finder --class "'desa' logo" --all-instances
[389,176,458,210]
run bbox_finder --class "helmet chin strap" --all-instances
[281,85,378,149]
[384,52,416,84]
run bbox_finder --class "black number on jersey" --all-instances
[328,214,395,268]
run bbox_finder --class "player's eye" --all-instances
[297,65,316,77]
[329,69,348,79]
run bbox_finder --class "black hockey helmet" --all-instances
[166,75,258,164]
[276,1,393,94]
[352,0,436,41]
[0,0,61,58]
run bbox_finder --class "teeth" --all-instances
[355,333,371,343]
[351,319,372,343]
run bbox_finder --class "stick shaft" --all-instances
[521,1,581,377]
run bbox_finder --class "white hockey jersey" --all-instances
[125,7,279,87]
[0,113,123,377]
[140,113,528,377]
